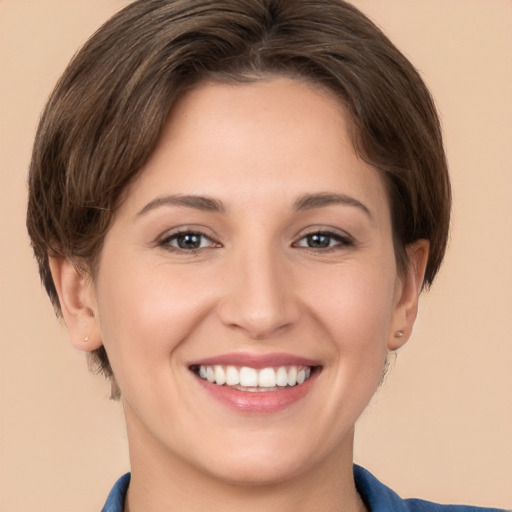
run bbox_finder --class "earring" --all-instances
[394,330,404,339]
[83,337,89,342]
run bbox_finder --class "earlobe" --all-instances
[49,256,102,352]
[388,239,429,350]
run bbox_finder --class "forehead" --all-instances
[120,77,390,220]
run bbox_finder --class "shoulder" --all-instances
[404,499,507,512]
[102,473,131,512]
[354,465,507,512]
[102,469,508,512]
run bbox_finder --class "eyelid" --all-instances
[292,227,355,249]
[157,226,221,250]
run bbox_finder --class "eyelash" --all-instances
[293,231,354,251]
[158,228,353,253]
[159,229,220,252]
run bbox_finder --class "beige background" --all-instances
[1,1,511,510]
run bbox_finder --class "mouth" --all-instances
[190,364,317,391]
[188,353,321,412]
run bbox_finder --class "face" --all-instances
[68,78,424,485]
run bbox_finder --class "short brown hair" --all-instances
[27,0,451,396]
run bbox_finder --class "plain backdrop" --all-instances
[0,1,511,511]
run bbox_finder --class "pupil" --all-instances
[178,234,200,249]
[308,234,330,248]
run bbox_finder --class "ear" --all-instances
[388,239,429,350]
[49,256,102,352]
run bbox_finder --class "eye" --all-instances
[160,230,218,251]
[294,231,353,250]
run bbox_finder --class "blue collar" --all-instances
[102,472,130,512]
[102,466,505,512]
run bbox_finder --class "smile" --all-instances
[189,353,321,412]
[194,364,313,390]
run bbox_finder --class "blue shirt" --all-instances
[101,466,507,511]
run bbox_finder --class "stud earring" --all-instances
[83,337,89,342]
[394,330,404,339]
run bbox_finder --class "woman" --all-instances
[25,1,507,511]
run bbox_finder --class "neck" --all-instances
[124,421,365,512]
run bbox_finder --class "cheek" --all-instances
[302,259,397,352]
[93,261,218,380]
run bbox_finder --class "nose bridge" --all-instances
[218,238,299,339]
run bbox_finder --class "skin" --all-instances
[50,77,428,512]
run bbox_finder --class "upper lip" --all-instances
[189,352,321,369]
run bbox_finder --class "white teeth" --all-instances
[239,367,258,387]
[276,367,288,387]
[287,366,297,386]
[225,365,239,385]
[214,365,226,385]
[258,367,276,387]
[196,364,314,388]
[206,366,215,383]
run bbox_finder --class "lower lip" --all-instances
[194,371,318,414]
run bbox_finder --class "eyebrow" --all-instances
[137,194,226,216]
[136,192,372,219]
[293,192,373,219]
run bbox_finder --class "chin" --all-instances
[203,453,311,487]
[182,427,344,488]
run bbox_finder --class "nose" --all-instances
[216,247,301,340]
